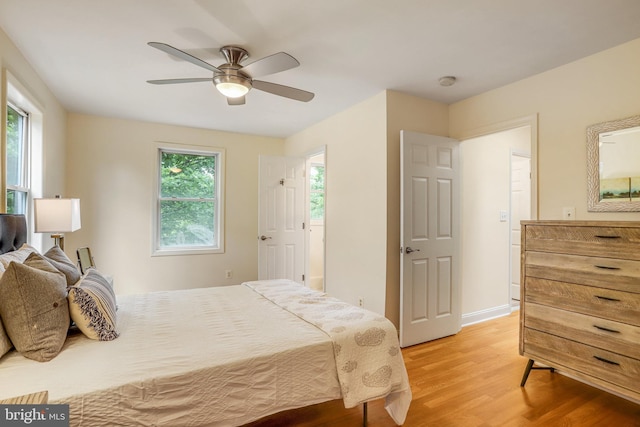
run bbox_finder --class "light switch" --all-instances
[499,210,508,222]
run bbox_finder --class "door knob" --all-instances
[405,246,420,254]
[260,235,272,241]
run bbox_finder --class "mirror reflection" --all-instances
[599,125,640,202]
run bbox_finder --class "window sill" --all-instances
[152,247,224,257]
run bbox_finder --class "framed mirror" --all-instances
[587,114,640,212]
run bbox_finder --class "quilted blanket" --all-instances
[244,280,412,425]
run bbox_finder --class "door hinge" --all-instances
[302,222,305,230]
[302,274,305,282]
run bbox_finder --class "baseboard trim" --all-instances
[462,304,512,327]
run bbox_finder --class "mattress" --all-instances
[0,285,342,426]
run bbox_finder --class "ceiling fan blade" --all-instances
[148,42,219,73]
[227,96,245,106]
[241,52,299,78]
[252,80,314,102]
[147,78,212,85]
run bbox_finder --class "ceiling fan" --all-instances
[147,42,314,106]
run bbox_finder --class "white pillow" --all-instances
[0,244,38,269]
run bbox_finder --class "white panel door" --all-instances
[400,130,460,348]
[258,155,305,284]
[510,154,531,303]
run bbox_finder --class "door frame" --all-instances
[509,149,531,308]
[304,145,326,291]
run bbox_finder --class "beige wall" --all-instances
[460,126,530,318]
[450,37,640,222]
[285,92,388,314]
[65,114,284,294]
[0,27,67,246]
[285,90,449,325]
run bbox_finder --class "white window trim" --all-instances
[151,142,225,256]
[6,103,30,197]
[3,70,44,248]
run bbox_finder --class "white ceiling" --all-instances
[1,0,640,138]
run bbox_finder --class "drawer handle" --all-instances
[594,235,621,239]
[593,324,620,334]
[595,295,621,302]
[594,265,621,270]
[593,355,620,366]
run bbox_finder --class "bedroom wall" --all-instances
[65,113,284,295]
[284,92,389,315]
[450,36,640,223]
[0,27,67,245]
[460,126,530,320]
[284,90,449,325]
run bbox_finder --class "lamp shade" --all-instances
[214,74,251,98]
[34,198,81,233]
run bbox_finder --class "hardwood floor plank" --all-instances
[245,312,639,426]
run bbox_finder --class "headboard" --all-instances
[0,214,27,254]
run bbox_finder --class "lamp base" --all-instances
[51,234,65,251]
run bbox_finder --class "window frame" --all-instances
[152,143,225,256]
[3,70,44,249]
[6,102,30,215]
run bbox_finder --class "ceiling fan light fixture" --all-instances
[214,74,251,98]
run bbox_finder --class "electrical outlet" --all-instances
[562,207,576,220]
[358,297,364,307]
[225,270,232,279]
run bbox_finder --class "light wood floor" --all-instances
[246,312,639,426]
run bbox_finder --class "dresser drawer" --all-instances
[524,277,640,326]
[523,328,640,394]
[524,224,640,260]
[524,303,640,359]
[525,251,640,293]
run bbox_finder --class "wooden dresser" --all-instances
[519,220,640,403]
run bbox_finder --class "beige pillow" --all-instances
[68,269,118,341]
[0,243,38,269]
[44,246,82,286]
[0,253,69,362]
[0,317,12,358]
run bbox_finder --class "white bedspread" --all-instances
[244,279,412,425]
[0,285,342,426]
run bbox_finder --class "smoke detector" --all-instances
[438,76,457,87]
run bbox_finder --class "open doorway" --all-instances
[460,122,535,325]
[306,149,325,291]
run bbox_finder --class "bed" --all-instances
[0,214,411,426]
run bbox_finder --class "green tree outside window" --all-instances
[159,151,218,248]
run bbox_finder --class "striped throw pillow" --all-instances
[68,269,118,341]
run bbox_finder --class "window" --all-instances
[4,72,44,247]
[154,145,224,255]
[309,163,325,221]
[6,104,30,214]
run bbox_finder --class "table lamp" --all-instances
[34,197,81,250]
